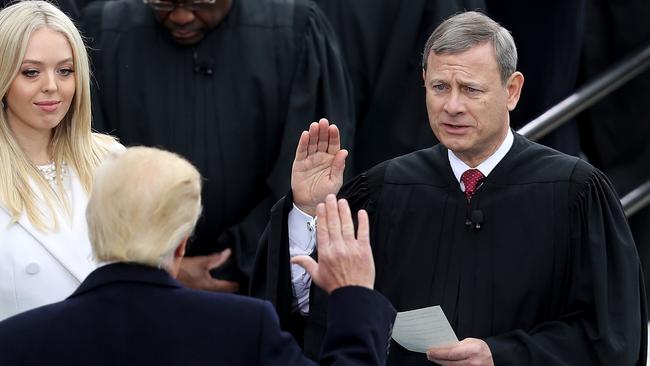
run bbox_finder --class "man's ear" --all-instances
[168,237,189,278]
[506,71,524,111]
[174,237,188,260]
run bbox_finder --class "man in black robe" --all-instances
[251,11,647,365]
[82,0,354,291]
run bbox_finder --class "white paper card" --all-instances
[391,305,458,353]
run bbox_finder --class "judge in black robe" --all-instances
[253,132,648,365]
[81,0,354,286]
[251,11,647,365]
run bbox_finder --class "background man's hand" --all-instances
[177,249,240,293]
[426,338,493,366]
[291,194,374,293]
[292,118,348,216]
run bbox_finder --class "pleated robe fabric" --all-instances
[252,132,647,365]
[82,0,354,281]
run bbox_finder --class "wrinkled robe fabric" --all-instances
[252,132,647,365]
[83,0,354,281]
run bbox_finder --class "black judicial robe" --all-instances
[251,132,648,365]
[82,0,354,280]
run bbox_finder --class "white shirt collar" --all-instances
[448,129,514,186]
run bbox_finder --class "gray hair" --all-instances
[422,11,517,84]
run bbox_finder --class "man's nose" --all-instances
[443,89,465,115]
[168,7,196,26]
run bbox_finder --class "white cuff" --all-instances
[289,204,317,314]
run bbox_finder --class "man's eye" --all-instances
[433,84,447,91]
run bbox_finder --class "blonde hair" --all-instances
[87,147,203,269]
[0,1,116,230]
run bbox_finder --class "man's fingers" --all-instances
[206,248,232,271]
[325,194,343,243]
[307,122,319,155]
[317,118,330,152]
[291,255,319,279]
[294,131,309,161]
[327,124,341,154]
[316,202,329,248]
[207,279,240,293]
[338,198,355,241]
[330,149,348,184]
[427,341,476,362]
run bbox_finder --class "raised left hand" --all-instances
[426,338,493,366]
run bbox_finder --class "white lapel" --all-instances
[13,170,95,282]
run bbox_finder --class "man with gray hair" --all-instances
[0,146,396,365]
[252,11,647,365]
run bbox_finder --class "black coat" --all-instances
[0,263,395,365]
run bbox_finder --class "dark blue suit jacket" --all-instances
[0,263,395,365]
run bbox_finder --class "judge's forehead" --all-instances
[425,45,500,79]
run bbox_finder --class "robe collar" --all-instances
[448,129,514,190]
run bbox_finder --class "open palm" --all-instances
[292,118,348,216]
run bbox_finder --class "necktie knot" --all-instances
[461,169,485,201]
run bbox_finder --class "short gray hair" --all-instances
[422,11,517,84]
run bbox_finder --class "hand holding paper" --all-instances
[391,305,458,353]
[426,338,493,366]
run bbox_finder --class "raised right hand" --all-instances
[291,118,348,217]
[291,194,375,293]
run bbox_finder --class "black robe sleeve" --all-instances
[485,160,648,365]
[253,139,647,364]
[222,2,355,277]
[250,162,388,359]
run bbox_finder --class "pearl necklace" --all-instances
[36,161,67,183]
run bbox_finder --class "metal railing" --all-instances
[622,180,650,218]
[517,42,650,217]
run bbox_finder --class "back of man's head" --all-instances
[86,147,202,269]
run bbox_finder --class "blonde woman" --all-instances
[0,1,121,320]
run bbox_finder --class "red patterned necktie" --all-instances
[461,169,485,201]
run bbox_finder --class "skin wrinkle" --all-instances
[423,42,523,168]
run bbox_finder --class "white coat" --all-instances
[0,170,96,321]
